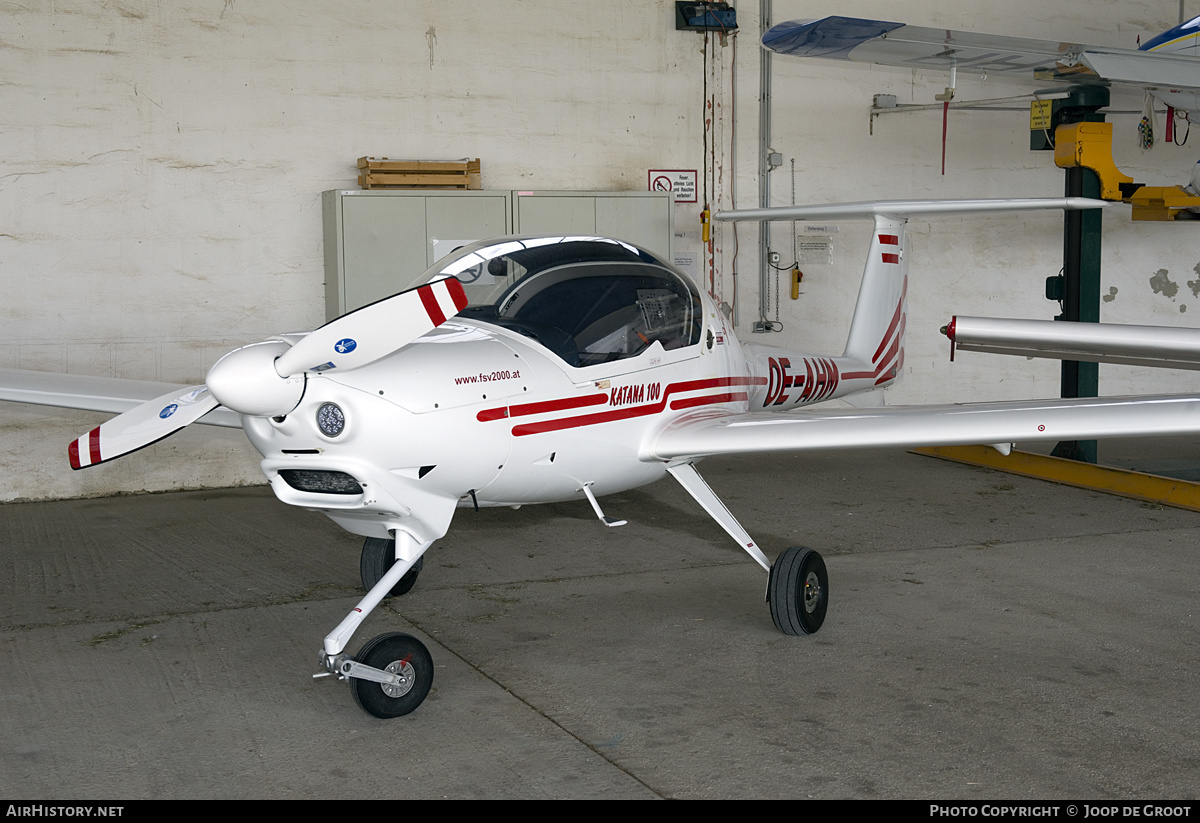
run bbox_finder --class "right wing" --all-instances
[646,394,1200,462]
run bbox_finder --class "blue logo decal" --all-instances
[335,338,357,354]
[159,404,178,419]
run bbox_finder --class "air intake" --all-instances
[278,469,363,495]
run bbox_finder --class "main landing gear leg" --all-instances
[666,462,828,635]
[315,530,436,718]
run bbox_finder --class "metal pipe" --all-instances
[757,0,773,329]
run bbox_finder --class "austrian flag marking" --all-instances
[879,232,901,265]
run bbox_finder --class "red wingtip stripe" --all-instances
[878,234,900,246]
[68,438,81,470]
[418,284,446,326]
[881,252,900,264]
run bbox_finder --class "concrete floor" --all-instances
[2,448,1199,799]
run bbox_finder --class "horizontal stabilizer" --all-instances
[716,198,1106,223]
[946,316,1200,371]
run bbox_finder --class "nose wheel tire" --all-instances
[361,537,423,597]
[350,632,435,718]
[768,546,828,635]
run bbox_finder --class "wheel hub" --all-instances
[803,571,822,614]
[381,658,415,698]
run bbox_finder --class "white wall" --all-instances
[0,0,1194,501]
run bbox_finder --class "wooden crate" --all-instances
[357,157,481,190]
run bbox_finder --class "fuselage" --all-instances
[1141,16,1200,54]
[238,235,902,544]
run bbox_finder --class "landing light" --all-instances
[316,402,346,437]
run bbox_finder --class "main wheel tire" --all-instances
[360,537,423,597]
[768,546,828,635]
[350,632,434,719]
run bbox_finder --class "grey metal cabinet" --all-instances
[323,189,673,319]
[323,190,511,320]
[511,190,673,261]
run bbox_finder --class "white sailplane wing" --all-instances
[646,395,1200,462]
[763,16,1200,94]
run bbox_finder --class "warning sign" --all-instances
[648,169,697,203]
[1030,100,1052,131]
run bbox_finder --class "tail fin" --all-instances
[841,214,907,388]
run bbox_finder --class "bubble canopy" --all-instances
[422,236,702,368]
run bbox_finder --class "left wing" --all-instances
[646,395,1200,462]
[763,16,1200,94]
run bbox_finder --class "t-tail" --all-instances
[714,198,1106,411]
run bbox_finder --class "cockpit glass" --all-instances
[422,236,702,367]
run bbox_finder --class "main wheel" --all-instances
[360,537,423,596]
[768,546,828,635]
[350,632,434,718]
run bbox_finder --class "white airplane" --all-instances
[762,15,1200,120]
[5,197,1199,720]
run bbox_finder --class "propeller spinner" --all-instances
[68,276,467,469]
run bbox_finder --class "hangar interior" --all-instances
[7,0,1200,502]
[4,0,1200,800]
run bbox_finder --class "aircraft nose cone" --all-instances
[207,340,305,417]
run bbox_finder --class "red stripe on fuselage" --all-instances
[670,391,747,411]
[503,377,763,437]
[477,393,609,422]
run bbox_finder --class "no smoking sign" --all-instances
[648,169,697,203]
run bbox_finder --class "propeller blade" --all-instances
[273,277,467,377]
[68,385,220,469]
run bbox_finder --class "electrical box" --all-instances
[1030,85,1109,151]
[675,2,737,32]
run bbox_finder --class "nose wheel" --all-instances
[361,536,424,596]
[348,632,435,718]
[768,546,828,635]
